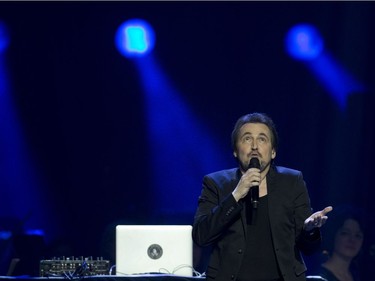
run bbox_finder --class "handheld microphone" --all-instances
[248,158,260,209]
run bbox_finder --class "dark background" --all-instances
[0,1,374,278]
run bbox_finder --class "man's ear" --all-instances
[272,149,276,159]
[233,151,237,158]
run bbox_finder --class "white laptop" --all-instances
[115,225,193,276]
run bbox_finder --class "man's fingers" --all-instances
[321,206,333,215]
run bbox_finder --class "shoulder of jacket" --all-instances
[273,165,302,176]
[205,168,239,181]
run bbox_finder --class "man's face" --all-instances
[233,122,276,173]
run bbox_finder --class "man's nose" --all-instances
[251,140,258,149]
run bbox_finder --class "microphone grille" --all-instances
[249,158,260,169]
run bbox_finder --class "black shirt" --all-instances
[237,195,281,281]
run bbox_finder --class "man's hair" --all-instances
[231,112,279,152]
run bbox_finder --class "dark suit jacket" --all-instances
[192,165,321,281]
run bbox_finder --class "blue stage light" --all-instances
[285,24,324,61]
[0,21,10,54]
[25,229,45,236]
[285,23,365,110]
[115,19,155,58]
[133,57,229,214]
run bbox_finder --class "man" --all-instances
[192,112,332,281]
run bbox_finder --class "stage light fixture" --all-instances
[115,19,155,58]
[285,24,324,61]
[285,23,365,110]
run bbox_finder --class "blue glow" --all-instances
[0,32,54,242]
[285,24,366,110]
[307,53,365,110]
[285,24,324,60]
[0,231,12,240]
[0,21,10,54]
[25,229,45,236]
[115,19,155,58]
[134,56,229,214]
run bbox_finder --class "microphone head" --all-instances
[249,158,260,169]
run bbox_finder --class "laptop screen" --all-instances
[115,225,193,276]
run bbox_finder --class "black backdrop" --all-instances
[0,1,374,278]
